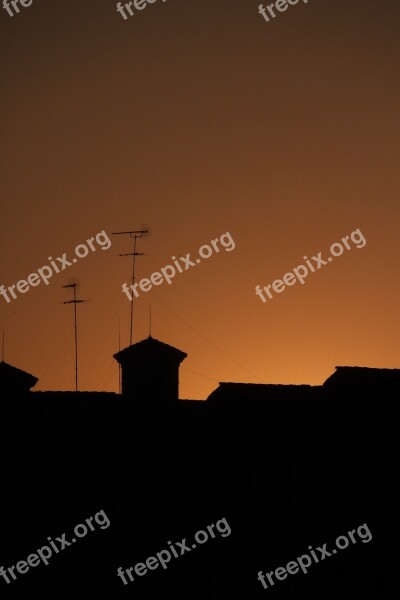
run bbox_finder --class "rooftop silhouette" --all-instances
[0,336,398,599]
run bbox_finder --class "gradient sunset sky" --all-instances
[1,0,399,399]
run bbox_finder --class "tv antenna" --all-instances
[118,317,122,394]
[112,228,149,346]
[149,304,152,338]
[62,282,88,392]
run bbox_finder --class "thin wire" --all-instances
[148,290,263,383]
[82,294,125,389]
[101,362,118,392]
[39,327,72,390]
[181,366,219,383]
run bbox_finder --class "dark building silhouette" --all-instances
[0,337,399,600]
[0,360,38,396]
[113,336,187,406]
[323,365,400,390]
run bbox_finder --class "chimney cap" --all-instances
[113,336,187,364]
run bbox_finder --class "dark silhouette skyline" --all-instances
[1,335,399,597]
[1,0,399,400]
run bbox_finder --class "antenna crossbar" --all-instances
[62,282,88,392]
[113,228,149,346]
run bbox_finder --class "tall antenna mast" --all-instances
[149,304,152,337]
[62,283,88,392]
[118,317,122,394]
[112,229,148,346]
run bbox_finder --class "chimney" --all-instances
[113,336,187,406]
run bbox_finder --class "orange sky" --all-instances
[1,0,399,399]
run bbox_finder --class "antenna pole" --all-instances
[112,229,148,346]
[130,234,138,346]
[63,283,88,392]
[2,329,4,362]
[74,285,78,392]
[118,318,122,394]
[149,304,152,337]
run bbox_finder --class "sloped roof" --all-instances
[0,360,38,391]
[323,366,400,388]
[113,336,187,364]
